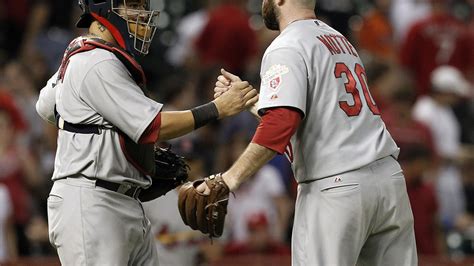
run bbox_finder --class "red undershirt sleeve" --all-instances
[138,112,161,144]
[252,107,302,154]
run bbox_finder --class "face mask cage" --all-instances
[111,0,160,55]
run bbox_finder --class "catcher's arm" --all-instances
[36,71,59,125]
[159,80,257,141]
[214,69,261,122]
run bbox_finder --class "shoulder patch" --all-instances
[262,64,289,91]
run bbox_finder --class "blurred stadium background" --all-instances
[0,0,474,265]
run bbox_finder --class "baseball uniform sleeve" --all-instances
[252,107,302,154]
[138,113,161,144]
[80,59,162,143]
[258,48,308,116]
[36,72,59,125]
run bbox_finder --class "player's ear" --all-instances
[276,0,285,7]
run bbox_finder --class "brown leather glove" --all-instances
[178,173,230,238]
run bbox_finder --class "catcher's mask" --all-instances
[76,0,160,56]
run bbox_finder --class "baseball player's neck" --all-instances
[88,21,118,46]
[279,9,316,31]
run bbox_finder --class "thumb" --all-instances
[221,68,241,82]
[196,182,211,195]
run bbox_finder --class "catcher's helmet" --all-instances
[76,0,160,56]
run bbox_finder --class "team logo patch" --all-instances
[262,64,289,92]
[270,77,281,89]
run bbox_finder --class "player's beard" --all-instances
[262,0,280,31]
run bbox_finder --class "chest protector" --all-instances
[55,37,155,177]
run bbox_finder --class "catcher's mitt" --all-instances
[138,146,189,202]
[178,173,230,238]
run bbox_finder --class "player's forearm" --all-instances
[222,143,276,191]
[158,101,220,140]
[158,111,195,141]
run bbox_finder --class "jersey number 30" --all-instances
[334,62,380,116]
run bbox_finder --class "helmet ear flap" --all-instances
[76,0,109,28]
[76,15,94,28]
[77,0,91,28]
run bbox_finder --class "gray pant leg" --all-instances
[292,177,372,266]
[48,178,160,266]
[129,203,159,266]
[358,171,417,266]
[48,181,88,265]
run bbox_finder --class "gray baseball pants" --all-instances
[47,177,159,266]
[292,156,417,266]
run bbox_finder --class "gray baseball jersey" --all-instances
[258,20,399,183]
[36,48,162,187]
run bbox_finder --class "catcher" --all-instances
[35,0,257,265]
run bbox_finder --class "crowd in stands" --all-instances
[0,0,473,264]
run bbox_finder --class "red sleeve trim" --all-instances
[252,107,302,154]
[138,113,161,144]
